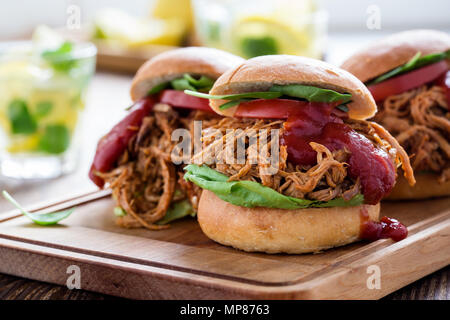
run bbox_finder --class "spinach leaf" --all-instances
[170,78,196,91]
[156,200,196,225]
[270,84,352,104]
[368,50,450,85]
[184,164,364,209]
[147,82,169,95]
[183,74,215,91]
[219,98,254,110]
[149,74,216,96]
[3,190,74,226]
[336,105,349,112]
[38,124,70,154]
[113,200,196,224]
[185,84,351,110]
[113,206,127,217]
[184,90,282,101]
[7,99,37,134]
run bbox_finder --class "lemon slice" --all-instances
[231,14,315,58]
[93,8,185,47]
[152,0,193,30]
[6,134,40,153]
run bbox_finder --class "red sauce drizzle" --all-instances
[436,70,450,111]
[89,97,156,187]
[280,102,396,205]
[359,208,408,242]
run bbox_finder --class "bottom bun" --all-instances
[197,190,379,254]
[386,173,450,200]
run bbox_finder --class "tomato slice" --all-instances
[89,97,156,187]
[368,60,449,102]
[436,70,450,110]
[235,99,308,118]
[234,98,338,119]
[159,89,214,112]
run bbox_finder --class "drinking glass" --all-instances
[0,40,96,179]
[192,0,328,59]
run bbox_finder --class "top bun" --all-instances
[209,55,377,120]
[341,29,450,83]
[130,47,244,101]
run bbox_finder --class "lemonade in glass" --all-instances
[192,0,327,59]
[0,27,96,179]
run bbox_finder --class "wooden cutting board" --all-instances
[0,190,448,300]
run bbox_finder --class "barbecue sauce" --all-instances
[436,70,450,110]
[280,102,396,205]
[89,97,156,187]
[359,208,408,241]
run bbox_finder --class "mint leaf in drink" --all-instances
[42,41,76,72]
[35,101,53,118]
[7,99,37,134]
[240,36,278,58]
[39,124,70,154]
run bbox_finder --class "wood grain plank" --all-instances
[0,191,448,299]
[1,265,446,300]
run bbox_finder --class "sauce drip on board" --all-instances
[359,208,408,241]
[280,102,396,205]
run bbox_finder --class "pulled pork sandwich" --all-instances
[341,30,450,199]
[89,47,244,230]
[183,55,415,254]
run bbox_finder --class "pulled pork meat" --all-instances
[192,117,405,202]
[97,105,220,230]
[372,85,450,183]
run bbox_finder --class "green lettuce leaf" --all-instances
[148,74,216,96]
[269,84,352,104]
[368,50,450,85]
[182,74,215,91]
[156,200,196,225]
[147,82,169,95]
[184,90,282,101]
[113,206,127,217]
[170,78,196,91]
[184,84,352,110]
[113,200,196,225]
[184,164,364,209]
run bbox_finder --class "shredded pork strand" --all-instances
[97,106,221,230]
[194,117,403,202]
[373,85,450,182]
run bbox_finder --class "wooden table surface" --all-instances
[0,71,448,300]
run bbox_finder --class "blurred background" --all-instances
[0,0,449,206]
[1,0,450,65]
